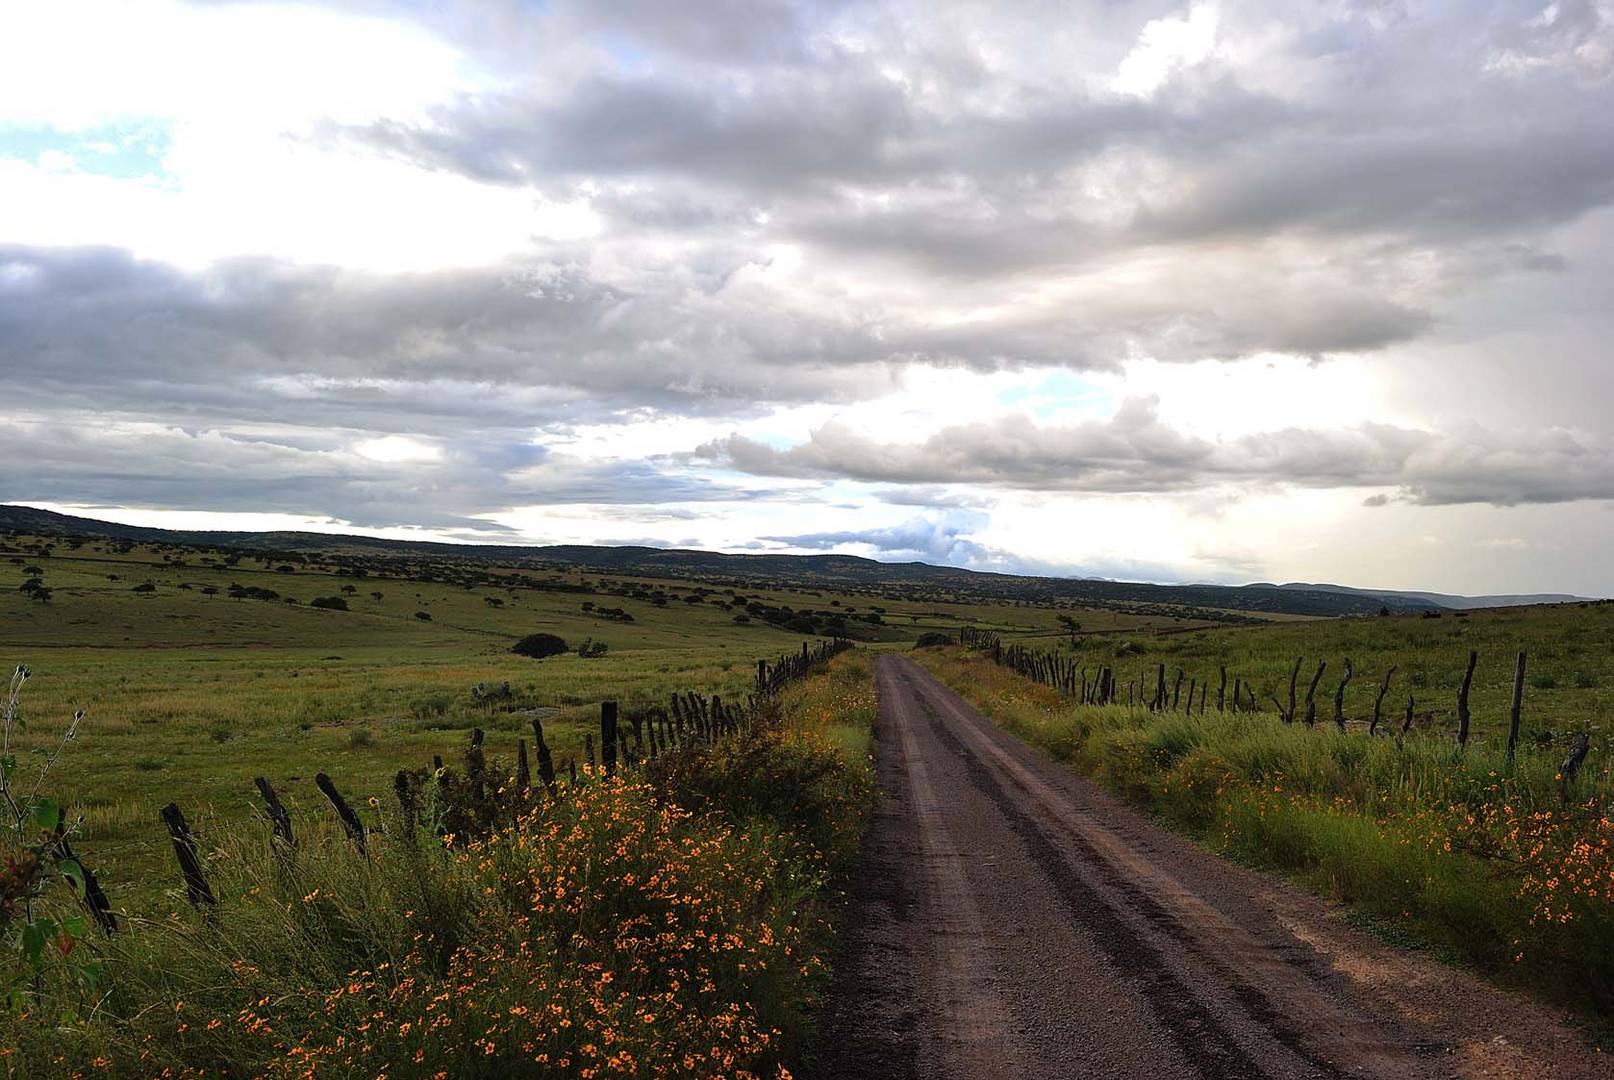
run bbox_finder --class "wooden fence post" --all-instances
[254,776,295,849]
[56,831,117,934]
[1287,657,1302,724]
[159,803,215,908]
[1507,652,1527,767]
[532,716,557,792]
[1402,695,1415,735]
[1371,666,1396,736]
[1457,650,1477,748]
[1217,666,1227,712]
[1333,658,1353,732]
[1560,732,1591,800]
[315,772,367,856]
[515,738,531,796]
[1304,661,1326,728]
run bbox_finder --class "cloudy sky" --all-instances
[3,0,1612,594]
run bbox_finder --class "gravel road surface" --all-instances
[810,654,1601,1079]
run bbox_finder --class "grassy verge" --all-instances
[0,652,877,1078]
[913,646,1614,1019]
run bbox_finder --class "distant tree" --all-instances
[1057,614,1083,645]
[200,586,219,596]
[733,614,751,625]
[512,633,568,659]
[131,581,156,593]
[370,591,384,601]
[484,596,505,608]
[340,584,358,595]
[310,596,349,611]
[414,611,432,621]
[915,632,953,649]
[577,638,608,659]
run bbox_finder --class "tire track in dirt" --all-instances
[810,654,1602,1079]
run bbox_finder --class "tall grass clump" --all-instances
[917,648,1614,1015]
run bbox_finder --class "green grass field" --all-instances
[1044,601,1614,746]
[0,532,1214,905]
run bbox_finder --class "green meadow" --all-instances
[0,532,1203,903]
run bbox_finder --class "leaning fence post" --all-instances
[254,777,296,849]
[1456,650,1477,748]
[1507,652,1527,766]
[315,772,367,856]
[1333,658,1353,732]
[1217,666,1227,711]
[160,803,215,908]
[55,828,117,934]
[1371,666,1396,736]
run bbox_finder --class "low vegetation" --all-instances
[0,653,876,1078]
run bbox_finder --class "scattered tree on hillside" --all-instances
[512,633,568,659]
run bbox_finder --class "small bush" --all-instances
[348,726,376,748]
[577,637,608,658]
[414,610,432,621]
[511,632,568,659]
[309,596,349,611]
[914,631,954,648]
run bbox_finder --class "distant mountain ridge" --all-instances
[1269,581,1589,610]
[0,504,1593,617]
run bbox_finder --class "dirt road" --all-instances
[811,654,1601,1079]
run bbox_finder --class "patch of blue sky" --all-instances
[0,122,171,181]
[995,369,1115,421]
[601,34,652,73]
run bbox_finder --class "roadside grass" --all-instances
[914,647,1614,1018]
[0,652,878,1078]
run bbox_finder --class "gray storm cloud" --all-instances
[699,400,1614,507]
[2,0,1613,580]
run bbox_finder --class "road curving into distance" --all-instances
[811,654,1601,1080]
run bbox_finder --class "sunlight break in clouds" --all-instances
[3,0,1613,595]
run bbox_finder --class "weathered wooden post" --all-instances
[601,701,619,776]
[584,733,596,772]
[515,738,531,796]
[1232,677,1242,713]
[1287,657,1303,724]
[160,803,215,908]
[254,776,295,849]
[1456,650,1477,748]
[1217,666,1227,712]
[532,716,557,791]
[1402,695,1415,735]
[1304,661,1326,727]
[1507,652,1527,767]
[1371,666,1396,735]
[56,829,117,934]
[1333,658,1353,732]
[1560,732,1591,800]
[315,772,367,856]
